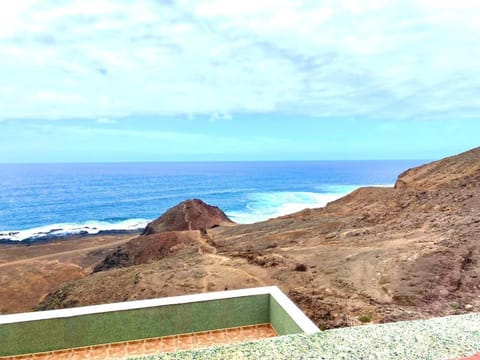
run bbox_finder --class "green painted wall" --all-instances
[0,295,270,356]
[269,296,303,336]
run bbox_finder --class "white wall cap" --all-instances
[0,286,319,333]
[269,287,320,333]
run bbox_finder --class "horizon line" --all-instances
[0,159,430,166]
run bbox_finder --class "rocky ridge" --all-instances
[91,199,233,273]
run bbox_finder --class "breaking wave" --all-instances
[227,188,355,224]
[0,218,149,242]
[0,184,395,241]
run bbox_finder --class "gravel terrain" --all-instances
[131,312,480,360]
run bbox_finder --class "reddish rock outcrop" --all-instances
[142,199,233,235]
[92,231,196,272]
[93,199,233,273]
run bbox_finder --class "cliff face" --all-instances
[36,147,480,329]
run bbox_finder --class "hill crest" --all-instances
[395,147,480,190]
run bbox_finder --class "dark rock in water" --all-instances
[0,229,141,246]
[142,199,233,235]
[0,239,22,245]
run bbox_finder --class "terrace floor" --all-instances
[460,355,480,360]
[1,323,278,360]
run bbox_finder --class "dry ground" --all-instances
[0,234,135,314]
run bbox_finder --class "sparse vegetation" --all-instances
[450,302,461,310]
[266,242,278,249]
[358,315,372,324]
[358,315,371,323]
[294,263,307,272]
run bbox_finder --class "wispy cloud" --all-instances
[96,117,116,124]
[0,0,479,121]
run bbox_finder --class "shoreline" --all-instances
[0,229,142,246]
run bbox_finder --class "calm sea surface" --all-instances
[0,160,425,241]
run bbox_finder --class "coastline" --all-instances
[0,229,143,246]
[0,186,371,245]
[0,160,417,243]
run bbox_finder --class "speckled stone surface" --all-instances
[130,312,480,360]
[0,324,277,359]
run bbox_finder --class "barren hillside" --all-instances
[22,147,480,328]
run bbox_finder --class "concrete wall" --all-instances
[270,296,303,335]
[0,295,270,356]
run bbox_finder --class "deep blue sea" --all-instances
[0,161,425,242]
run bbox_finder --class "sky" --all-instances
[0,0,479,162]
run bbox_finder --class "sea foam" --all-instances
[227,184,394,224]
[0,218,149,242]
[227,189,353,224]
[0,185,395,241]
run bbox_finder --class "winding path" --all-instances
[182,204,192,231]
[194,231,266,291]
[0,237,136,269]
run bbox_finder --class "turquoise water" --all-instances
[0,160,425,241]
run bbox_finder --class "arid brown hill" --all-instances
[92,231,198,273]
[36,147,480,330]
[142,199,233,235]
[92,199,234,272]
[395,146,480,190]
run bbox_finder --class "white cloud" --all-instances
[209,112,232,122]
[0,0,479,121]
[96,117,116,124]
[0,0,36,38]
[34,91,84,104]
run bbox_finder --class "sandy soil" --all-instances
[0,234,136,314]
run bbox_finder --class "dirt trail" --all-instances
[0,236,136,269]
[183,204,192,230]
[193,231,266,291]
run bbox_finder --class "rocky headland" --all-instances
[3,147,480,330]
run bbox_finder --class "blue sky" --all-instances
[0,0,479,162]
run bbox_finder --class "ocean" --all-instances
[0,160,425,242]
